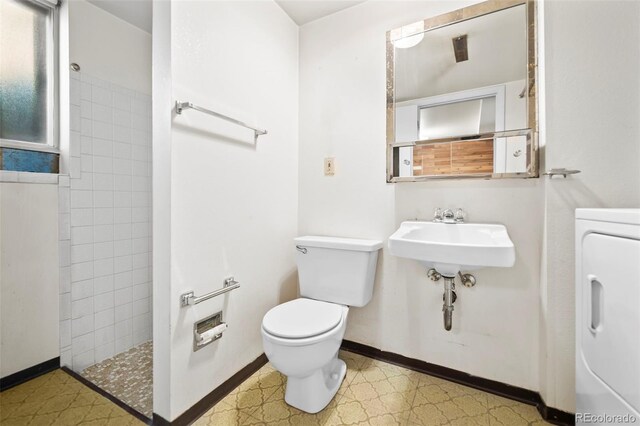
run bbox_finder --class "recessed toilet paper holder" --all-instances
[193,311,227,351]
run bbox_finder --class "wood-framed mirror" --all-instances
[386,0,538,182]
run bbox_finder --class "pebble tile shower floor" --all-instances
[81,341,152,418]
[194,350,553,425]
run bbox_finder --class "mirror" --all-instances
[386,0,538,182]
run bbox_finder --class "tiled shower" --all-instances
[59,70,152,377]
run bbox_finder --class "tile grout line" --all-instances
[241,364,286,421]
[403,375,421,426]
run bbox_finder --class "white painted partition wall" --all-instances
[153,1,299,420]
[540,0,640,412]
[0,182,59,378]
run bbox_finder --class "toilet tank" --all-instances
[294,236,383,307]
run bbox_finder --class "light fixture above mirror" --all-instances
[392,21,424,49]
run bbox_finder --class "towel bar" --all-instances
[175,100,267,142]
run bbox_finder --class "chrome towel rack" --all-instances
[181,277,241,307]
[544,168,581,178]
[175,101,268,142]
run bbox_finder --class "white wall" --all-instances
[1,182,59,378]
[69,0,151,95]
[299,0,543,392]
[153,1,299,420]
[540,0,640,412]
[151,0,171,417]
[505,79,526,130]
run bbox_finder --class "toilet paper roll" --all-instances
[195,323,228,345]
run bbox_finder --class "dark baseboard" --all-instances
[62,367,152,425]
[341,340,540,404]
[151,414,171,426]
[341,339,575,426]
[153,353,268,426]
[538,403,576,425]
[0,357,60,391]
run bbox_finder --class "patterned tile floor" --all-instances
[193,350,553,425]
[81,341,153,418]
[0,369,144,425]
[0,350,554,425]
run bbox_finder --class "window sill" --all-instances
[0,139,60,154]
[0,170,59,184]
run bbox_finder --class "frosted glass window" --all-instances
[419,99,481,140]
[0,0,51,144]
[418,97,497,140]
[479,97,496,133]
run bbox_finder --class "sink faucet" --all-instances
[434,208,465,224]
[442,209,455,223]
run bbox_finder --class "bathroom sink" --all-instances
[388,221,515,276]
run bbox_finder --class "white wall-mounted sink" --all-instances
[388,221,515,276]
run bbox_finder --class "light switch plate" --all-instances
[324,157,335,176]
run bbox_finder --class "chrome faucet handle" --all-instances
[442,209,454,223]
[433,208,443,222]
[454,208,465,223]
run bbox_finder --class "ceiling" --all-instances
[85,0,365,33]
[86,0,152,33]
[275,0,365,25]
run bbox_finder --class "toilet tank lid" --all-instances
[294,236,383,252]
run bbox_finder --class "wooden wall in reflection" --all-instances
[412,139,494,176]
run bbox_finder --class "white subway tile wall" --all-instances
[61,71,152,372]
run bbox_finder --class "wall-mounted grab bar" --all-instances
[175,101,268,142]
[180,277,240,307]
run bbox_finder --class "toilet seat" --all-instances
[262,298,344,339]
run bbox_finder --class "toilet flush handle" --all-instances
[296,245,308,254]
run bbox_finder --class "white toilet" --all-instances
[261,236,382,413]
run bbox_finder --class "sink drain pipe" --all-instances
[443,276,456,331]
[428,268,476,331]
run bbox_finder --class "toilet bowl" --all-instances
[261,298,349,413]
[261,236,382,413]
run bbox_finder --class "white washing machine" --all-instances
[576,208,640,424]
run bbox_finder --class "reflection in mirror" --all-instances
[418,98,495,140]
[387,1,537,181]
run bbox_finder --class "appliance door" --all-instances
[579,232,640,417]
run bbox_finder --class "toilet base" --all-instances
[284,355,347,413]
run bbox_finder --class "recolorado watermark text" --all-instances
[576,413,637,424]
